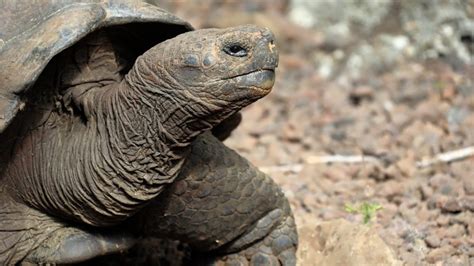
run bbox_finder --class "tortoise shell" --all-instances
[0,0,192,132]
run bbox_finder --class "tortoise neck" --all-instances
[123,61,214,147]
[103,79,193,176]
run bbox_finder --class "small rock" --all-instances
[442,224,466,239]
[395,157,414,177]
[399,225,422,245]
[282,122,303,142]
[440,197,463,213]
[425,235,441,248]
[323,167,349,182]
[420,183,433,200]
[349,86,374,105]
[436,215,450,226]
[449,238,463,248]
[377,180,403,199]
[430,174,464,197]
[399,206,418,224]
[398,250,420,266]
[358,163,385,181]
[449,211,472,226]
[444,254,471,266]
[462,178,474,195]
[415,205,436,222]
[460,196,474,211]
[426,245,456,263]
[391,105,412,129]
[378,203,398,225]
[415,100,443,123]
[462,244,474,256]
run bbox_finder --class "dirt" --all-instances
[142,1,474,265]
[230,56,474,265]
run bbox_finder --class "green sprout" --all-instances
[344,202,383,224]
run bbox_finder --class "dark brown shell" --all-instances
[0,0,192,132]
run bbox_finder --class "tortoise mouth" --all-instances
[229,69,275,95]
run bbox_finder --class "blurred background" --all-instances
[144,1,474,265]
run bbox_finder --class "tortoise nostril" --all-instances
[261,28,275,42]
[268,39,276,53]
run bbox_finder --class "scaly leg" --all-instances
[0,194,134,265]
[137,133,298,265]
[23,227,134,265]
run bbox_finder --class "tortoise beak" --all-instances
[234,69,275,95]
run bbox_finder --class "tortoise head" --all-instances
[169,25,279,102]
[126,25,278,126]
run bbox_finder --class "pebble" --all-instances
[358,164,385,181]
[282,122,303,142]
[449,238,463,248]
[429,174,461,197]
[440,197,463,213]
[419,183,433,200]
[425,235,441,248]
[448,211,472,226]
[399,207,418,224]
[378,203,398,224]
[323,167,350,182]
[462,177,474,195]
[376,180,403,199]
[436,215,450,226]
[463,245,474,256]
[416,206,436,222]
[349,86,374,105]
[444,255,471,266]
[395,158,414,177]
[398,250,422,266]
[425,246,455,263]
[461,196,474,211]
[442,224,466,239]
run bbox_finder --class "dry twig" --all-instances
[416,146,474,168]
[259,154,380,174]
[305,155,380,164]
[259,164,304,174]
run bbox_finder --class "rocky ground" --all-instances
[238,56,474,266]
[133,1,474,265]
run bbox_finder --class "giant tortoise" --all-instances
[0,0,298,264]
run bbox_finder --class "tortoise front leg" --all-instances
[137,133,298,265]
[22,227,135,265]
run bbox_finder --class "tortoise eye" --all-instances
[224,44,248,57]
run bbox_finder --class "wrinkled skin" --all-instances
[0,25,297,264]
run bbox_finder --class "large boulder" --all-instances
[298,219,401,266]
